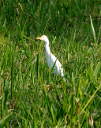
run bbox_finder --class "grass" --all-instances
[0,0,101,127]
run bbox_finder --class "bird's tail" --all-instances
[62,76,69,84]
[61,70,69,83]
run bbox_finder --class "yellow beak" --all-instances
[35,37,41,40]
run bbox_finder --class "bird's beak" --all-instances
[35,37,41,40]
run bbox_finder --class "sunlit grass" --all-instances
[0,0,101,127]
[0,35,101,127]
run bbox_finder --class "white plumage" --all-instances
[36,35,64,77]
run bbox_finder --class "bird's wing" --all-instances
[50,53,64,76]
[55,59,64,76]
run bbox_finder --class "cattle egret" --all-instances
[36,35,64,78]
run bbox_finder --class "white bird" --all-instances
[36,35,64,78]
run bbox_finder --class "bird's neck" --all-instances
[45,44,51,55]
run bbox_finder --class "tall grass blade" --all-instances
[90,15,97,43]
[36,54,39,80]
[0,112,14,127]
[80,84,101,115]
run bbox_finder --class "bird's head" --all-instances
[35,35,49,45]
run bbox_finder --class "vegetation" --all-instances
[0,0,101,127]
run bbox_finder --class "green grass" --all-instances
[0,35,101,127]
[0,0,101,127]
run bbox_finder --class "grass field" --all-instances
[0,0,101,127]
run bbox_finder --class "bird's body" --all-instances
[36,35,64,77]
[45,45,64,77]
